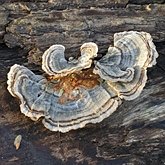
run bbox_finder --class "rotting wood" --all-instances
[0,0,165,164]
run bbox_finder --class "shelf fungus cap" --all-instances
[42,42,98,77]
[80,42,98,58]
[7,32,158,132]
[7,64,47,120]
[7,64,119,133]
[93,31,159,100]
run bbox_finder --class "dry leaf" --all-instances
[14,135,22,150]
[8,156,19,162]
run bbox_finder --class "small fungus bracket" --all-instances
[7,31,158,132]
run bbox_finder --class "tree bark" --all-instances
[0,1,165,165]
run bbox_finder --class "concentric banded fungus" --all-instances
[7,31,158,132]
[42,42,98,77]
[93,31,158,100]
[7,64,47,120]
[7,64,119,132]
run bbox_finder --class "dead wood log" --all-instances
[0,1,165,165]
[0,1,164,65]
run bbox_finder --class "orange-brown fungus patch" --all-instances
[46,68,100,104]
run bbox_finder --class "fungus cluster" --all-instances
[7,31,158,132]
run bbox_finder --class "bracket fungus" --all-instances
[42,42,98,77]
[7,31,158,133]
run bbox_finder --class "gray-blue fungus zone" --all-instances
[7,31,158,133]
